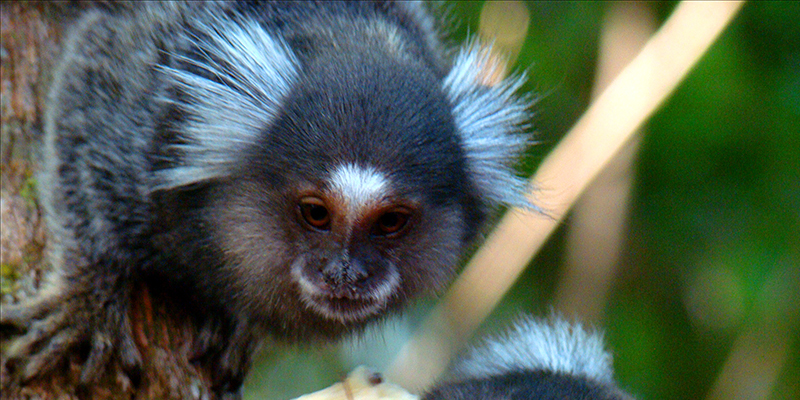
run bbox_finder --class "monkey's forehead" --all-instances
[282,158,469,224]
[293,163,419,211]
[326,164,391,215]
[249,64,473,206]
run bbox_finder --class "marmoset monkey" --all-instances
[423,317,635,400]
[1,0,532,396]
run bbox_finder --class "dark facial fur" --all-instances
[2,1,532,396]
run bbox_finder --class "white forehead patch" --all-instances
[327,164,390,215]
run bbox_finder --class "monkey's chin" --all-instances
[305,295,388,324]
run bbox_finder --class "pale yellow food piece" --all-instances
[293,366,419,400]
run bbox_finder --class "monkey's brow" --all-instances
[327,163,391,215]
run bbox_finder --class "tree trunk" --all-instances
[1,3,219,399]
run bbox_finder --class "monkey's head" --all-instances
[157,15,532,339]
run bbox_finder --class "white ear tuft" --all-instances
[155,14,299,190]
[442,43,535,210]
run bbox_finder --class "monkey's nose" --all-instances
[321,258,369,297]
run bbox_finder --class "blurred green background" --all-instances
[244,2,799,399]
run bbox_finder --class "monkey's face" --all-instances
[284,163,468,324]
[213,164,473,337]
[210,54,484,335]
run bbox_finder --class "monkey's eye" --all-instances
[299,197,331,231]
[373,208,411,237]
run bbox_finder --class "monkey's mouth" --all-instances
[292,265,399,324]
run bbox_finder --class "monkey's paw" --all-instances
[190,317,258,398]
[0,292,142,386]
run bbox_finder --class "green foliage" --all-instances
[1,263,21,295]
